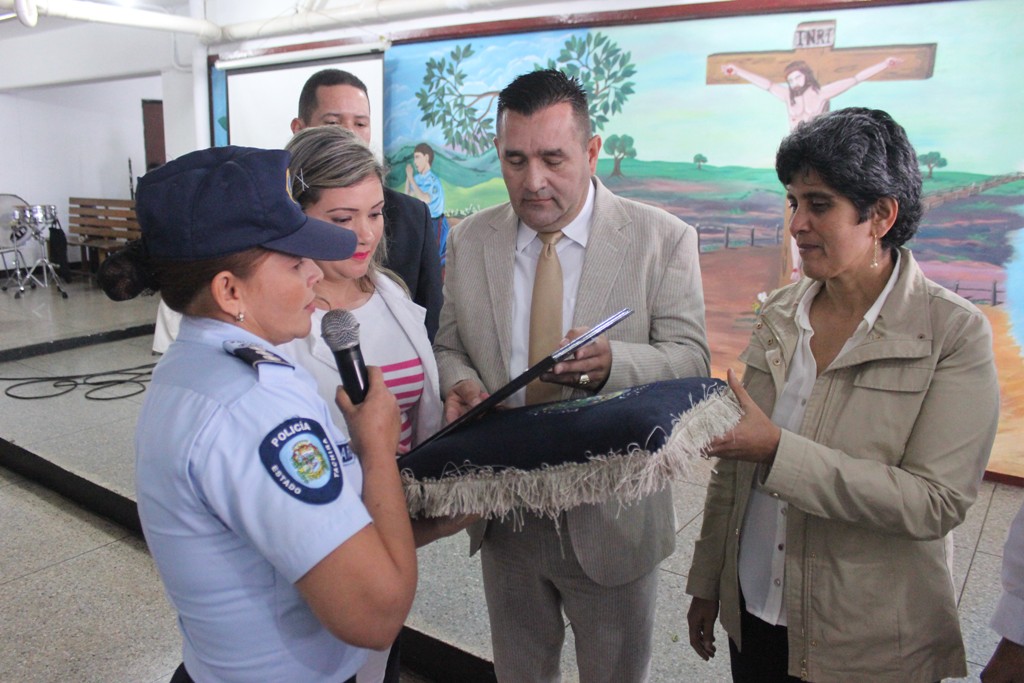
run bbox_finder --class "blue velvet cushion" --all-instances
[399,377,738,519]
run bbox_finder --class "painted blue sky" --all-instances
[384,0,1023,175]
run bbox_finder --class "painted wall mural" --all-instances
[383,0,1024,478]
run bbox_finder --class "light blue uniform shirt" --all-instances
[136,316,372,682]
[413,169,445,219]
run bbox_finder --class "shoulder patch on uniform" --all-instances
[259,418,343,504]
[224,340,294,369]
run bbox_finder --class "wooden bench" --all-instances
[66,197,141,269]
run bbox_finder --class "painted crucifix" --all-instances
[708,20,936,283]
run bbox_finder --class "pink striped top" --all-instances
[353,292,425,454]
[380,357,425,453]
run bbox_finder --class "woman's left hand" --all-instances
[705,368,781,464]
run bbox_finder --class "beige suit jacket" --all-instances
[434,178,710,586]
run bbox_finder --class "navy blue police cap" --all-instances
[136,146,356,261]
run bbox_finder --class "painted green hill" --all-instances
[384,147,1023,265]
[386,145,500,191]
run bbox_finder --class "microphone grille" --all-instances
[321,309,360,351]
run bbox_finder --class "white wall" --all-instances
[0,76,161,263]
[0,22,178,91]
[161,67,199,161]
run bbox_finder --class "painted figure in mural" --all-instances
[404,143,449,270]
[722,56,900,281]
[721,57,901,130]
[292,69,443,341]
[685,107,999,683]
[434,68,710,682]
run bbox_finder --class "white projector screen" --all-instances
[225,56,384,155]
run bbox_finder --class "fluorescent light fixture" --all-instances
[0,12,17,22]
[214,40,390,71]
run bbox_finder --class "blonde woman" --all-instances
[278,125,452,683]
[279,125,442,455]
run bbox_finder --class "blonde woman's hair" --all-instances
[286,125,405,294]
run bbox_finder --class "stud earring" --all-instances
[235,312,246,323]
[870,233,880,269]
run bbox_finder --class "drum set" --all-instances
[3,203,69,299]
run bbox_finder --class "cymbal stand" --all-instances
[1,224,30,299]
[24,222,69,299]
[0,241,29,298]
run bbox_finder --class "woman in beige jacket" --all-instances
[685,108,1000,683]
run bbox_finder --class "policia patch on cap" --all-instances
[259,418,343,504]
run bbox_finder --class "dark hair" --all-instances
[413,142,434,165]
[496,69,591,142]
[98,240,270,313]
[297,69,369,124]
[775,107,923,249]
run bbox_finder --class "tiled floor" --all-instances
[0,278,1020,682]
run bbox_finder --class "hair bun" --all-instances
[97,239,159,301]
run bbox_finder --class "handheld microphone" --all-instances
[321,309,369,404]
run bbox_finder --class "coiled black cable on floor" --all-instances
[0,362,156,400]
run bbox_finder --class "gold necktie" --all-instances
[526,230,564,405]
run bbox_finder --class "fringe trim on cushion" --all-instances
[402,385,742,521]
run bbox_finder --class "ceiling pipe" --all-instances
[217,0,546,45]
[0,0,222,41]
[0,0,543,46]
[215,39,391,70]
[14,0,37,27]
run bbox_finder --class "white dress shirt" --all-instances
[507,180,596,407]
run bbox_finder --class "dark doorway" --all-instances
[142,99,166,173]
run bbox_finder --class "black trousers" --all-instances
[382,633,402,683]
[728,606,802,683]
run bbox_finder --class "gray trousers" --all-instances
[481,513,658,683]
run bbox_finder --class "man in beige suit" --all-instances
[434,69,710,682]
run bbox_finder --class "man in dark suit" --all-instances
[435,69,710,682]
[291,69,443,340]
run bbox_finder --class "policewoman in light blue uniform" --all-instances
[99,147,417,683]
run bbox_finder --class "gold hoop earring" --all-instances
[870,233,880,269]
[235,312,245,323]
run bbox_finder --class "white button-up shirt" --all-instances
[507,179,595,407]
[738,252,901,625]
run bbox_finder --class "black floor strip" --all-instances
[0,324,155,363]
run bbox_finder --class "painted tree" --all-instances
[416,33,637,157]
[415,43,499,156]
[918,151,948,179]
[604,135,636,177]
[693,153,708,170]
[537,32,638,133]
